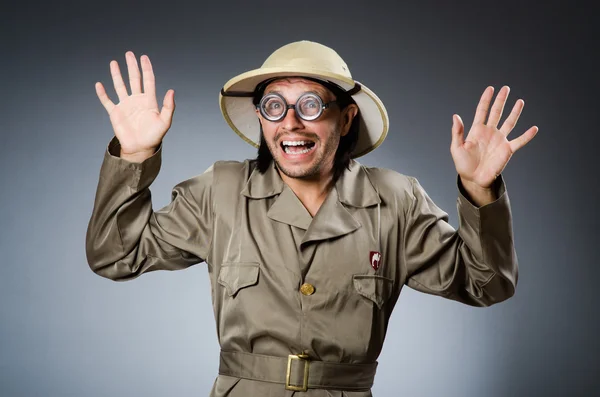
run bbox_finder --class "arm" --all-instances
[85,136,214,281]
[404,83,536,306]
[402,174,518,307]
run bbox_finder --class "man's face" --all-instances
[256,77,356,180]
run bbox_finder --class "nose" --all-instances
[281,107,304,131]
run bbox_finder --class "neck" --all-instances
[278,167,335,217]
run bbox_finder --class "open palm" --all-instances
[95,51,175,156]
[451,86,538,189]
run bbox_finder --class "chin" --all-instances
[274,158,321,179]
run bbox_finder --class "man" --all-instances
[87,40,538,396]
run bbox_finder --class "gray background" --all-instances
[1,0,597,396]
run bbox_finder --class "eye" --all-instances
[298,94,322,116]
[261,95,286,118]
[305,99,318,108]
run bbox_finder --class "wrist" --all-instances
[460,176,493,193]
[120,148,157,163]
[459,176,497,207]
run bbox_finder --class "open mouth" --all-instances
[280,140,316,155]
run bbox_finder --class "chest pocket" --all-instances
[353,274,394,309]
[218,262,260,297]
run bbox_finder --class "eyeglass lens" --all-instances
[261,93,323,121]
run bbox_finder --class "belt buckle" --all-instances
[285,353,310,391]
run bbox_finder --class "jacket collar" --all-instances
[240,160,284,199]
[240,159,381,246]
[240,159,381,208]
[335,159,381,208]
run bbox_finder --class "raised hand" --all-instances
[95,51,175,162]
[451,86,538,194]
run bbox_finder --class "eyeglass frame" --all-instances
[255,91,340,122]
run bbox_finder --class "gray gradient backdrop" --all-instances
[1,1,598,396]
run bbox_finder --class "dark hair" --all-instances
[253,77,360,182]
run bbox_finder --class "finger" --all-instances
[126,51,142,95]
[499,99,524,136]
[450,114,464,150]
[473,86,494,125]
[487,85,510,128]
[141,55,156,100]
[110,59,129,102]
[95,82,115,114]
[160,89,175,127]
[509,126,539,152]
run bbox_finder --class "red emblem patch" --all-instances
[370,251,382,271]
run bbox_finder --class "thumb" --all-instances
[160,89,175,127]
[450,114,464,150]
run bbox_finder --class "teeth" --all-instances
[284,146,312,154]
[282,140,309,146]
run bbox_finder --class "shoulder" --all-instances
[212,159,257,184]
[173,159,256,199]
[358,162,417,199]
[353,162,428,217]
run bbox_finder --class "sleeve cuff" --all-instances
[456,174,509,229]
[455,173,516,277]
[102,135,163,191]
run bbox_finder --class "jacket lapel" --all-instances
[301,159,381,246]
[241,161,312,230]
[300,186,361,246]
[267,185,312,230]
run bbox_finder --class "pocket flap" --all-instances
[353,274,394,309]
[218,262,260,297]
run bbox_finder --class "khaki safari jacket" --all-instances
[86,136,518,396]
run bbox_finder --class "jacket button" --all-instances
[300,283,315,296]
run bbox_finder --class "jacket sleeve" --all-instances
[402,174,518,307]
[85,136,214,281]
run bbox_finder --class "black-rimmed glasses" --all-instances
[256,92,338,122]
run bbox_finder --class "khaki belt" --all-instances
[218,350,377,392]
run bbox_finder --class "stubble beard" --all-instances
[269,131,340,180]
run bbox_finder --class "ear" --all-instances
[340,104,358,137]
[255,108,263,126]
